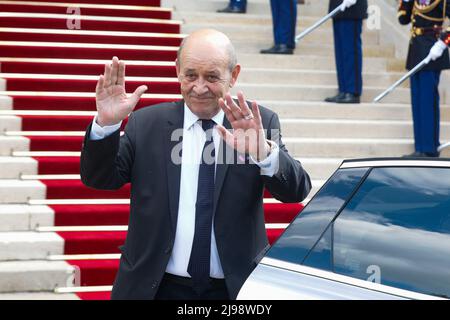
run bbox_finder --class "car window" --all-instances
[266,168,368,264]
[308,167,450,298]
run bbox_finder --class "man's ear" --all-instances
[229,64,241,88]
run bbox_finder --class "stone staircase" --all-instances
[0,0,449,299]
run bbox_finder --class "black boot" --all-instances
[217,5,246,13]
[325,92,345,103]
[334,93,360,104]
[260,44,294,55]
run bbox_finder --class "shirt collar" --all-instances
[183,103,225,130]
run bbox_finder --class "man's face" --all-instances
[176,41,240,119]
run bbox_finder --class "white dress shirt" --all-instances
[90,104,280,279]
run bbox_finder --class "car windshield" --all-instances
[309,166,450,298]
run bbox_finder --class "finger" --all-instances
[216,124,237,149]
[110,56,119,85]
[225,93,243,121]
[219,97,237,123]
[95,74,105,94]
[237,91,252,118]
[103,62,112,87]
[251,101,262,126]
[117,60,125,87]
[128,85,148,109]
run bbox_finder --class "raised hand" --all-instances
[95,56,148,127]
[217,91,271,162]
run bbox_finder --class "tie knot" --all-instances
[201,119,215,132]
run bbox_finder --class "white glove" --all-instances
[428,40,447,61]
[340,0,357,11]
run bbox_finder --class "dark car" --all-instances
[238,158,450,300]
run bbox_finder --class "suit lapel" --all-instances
[164,100,184,236]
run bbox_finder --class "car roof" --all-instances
[340,157,450,169]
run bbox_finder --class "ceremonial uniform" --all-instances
[260,0,298,54]
[398,0,450,157]
[326,0,368,103]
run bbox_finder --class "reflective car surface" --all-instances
[238,159,450,300]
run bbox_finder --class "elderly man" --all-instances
[80,29,311,300]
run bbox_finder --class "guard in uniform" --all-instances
[325,0,368,104]
[217,0,247,13]
[260,0,298,54]
[398,0,450,157]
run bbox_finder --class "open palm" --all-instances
[95,56,147,127]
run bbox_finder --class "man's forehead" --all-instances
[180,54,228,70]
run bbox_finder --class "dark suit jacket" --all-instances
[80,100,311,300]
[329,0,368,20]
[398,0,450,71]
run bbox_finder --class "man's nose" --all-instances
[192,78,209,95]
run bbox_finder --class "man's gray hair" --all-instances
[176,36,238,72]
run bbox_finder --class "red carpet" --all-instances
[35,156,82,174]
[0,4,171,20]
[76,291,111,300]
[58,231,127,254]
[0,0,304,299]
[12,95,175,111]
[0,17,180,33]
[0,44,178,61]
[0,61,177,77]
[51,203,301,226]
[6,0,161,5]
[5,77,180,94]
[43,180,131,199]
[0,31,182,47]
[67,259,119,286]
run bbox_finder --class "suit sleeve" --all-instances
[398,0,413,25]
[262,113,312,203]
[80,113,136,190]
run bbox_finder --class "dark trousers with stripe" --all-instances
[270,0,297,48]
[333,19,363,95]
[229,0,247,9]
[410,70,441,154]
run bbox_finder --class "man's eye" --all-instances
[207,75,219,82]
[185,74,196,79]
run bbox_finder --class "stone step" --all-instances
[237,54,393,72]
[298,157,341,181]
[0,136,29,156]
[0,179,45,203]
[232,84,410,104]
[0,95,12,110]
[234,41,395,58]
[283,137,450,158]
[258,101,419,120]
[0,205,53,231]
[0,156,37,179]
[0,260,75,293]
[0,291,79,299]
[182,23,380,45]
[0,232,63,261]
[239,69,407,87]
[0,115,21,132]
[174,10,333,26]
[165,0,329,16]
[280,119,450,139]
